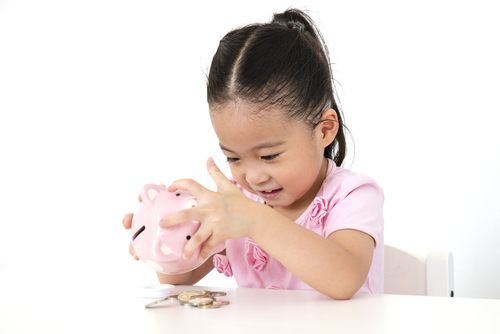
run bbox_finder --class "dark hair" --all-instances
[207,8,347,166]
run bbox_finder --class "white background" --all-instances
[1,0,499,299]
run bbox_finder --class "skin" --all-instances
[123,101,375,299]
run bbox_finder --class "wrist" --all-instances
[246,202,273,240]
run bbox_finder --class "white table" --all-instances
[1,279,499,334]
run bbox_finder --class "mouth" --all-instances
[257,188,283,200]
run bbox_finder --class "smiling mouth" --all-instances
[261,189,281,193]
[258,188,283,199]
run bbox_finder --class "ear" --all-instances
[316,108,339,148]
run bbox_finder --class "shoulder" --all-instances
[318,160,384,201]
[313,160,384,242]
[320,161,384,207]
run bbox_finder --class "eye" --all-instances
[261,153,280,161]
[226,157,240,163]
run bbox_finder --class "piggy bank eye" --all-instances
[182,199,198,209]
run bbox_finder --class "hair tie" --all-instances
[287,21,305,32]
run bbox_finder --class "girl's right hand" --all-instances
[122,213,140,260]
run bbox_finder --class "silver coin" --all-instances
[144,294,179,309]
[197,300,230,309]
[207,291,227,297]
[166,294,179,300]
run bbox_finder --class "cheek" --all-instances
[284,173,311,193]
[280,158,320,191]
[228,164,239,179]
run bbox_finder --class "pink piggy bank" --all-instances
[131,184,225,274]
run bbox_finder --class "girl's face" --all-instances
[210,101,335,216]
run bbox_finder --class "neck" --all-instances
[274,158,329,221]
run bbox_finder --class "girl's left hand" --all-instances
[160,158,263,259]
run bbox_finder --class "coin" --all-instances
[207,291,227,297]
[177,290,208,303]
[189,297,214,307]
[144,294,179,308]
[145,289,229,309]
[197,300,230,309]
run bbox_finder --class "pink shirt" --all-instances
[212,159,384,296]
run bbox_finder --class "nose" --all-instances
[244,166,270,187]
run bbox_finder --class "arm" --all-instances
[248,206,374,299]
[161,159,379,299]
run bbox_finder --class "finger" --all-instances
[206,157,236,191]
[183,224,213,260]
[122,213,133,229]
[167,178,208,198]
[199,236,220,259]
[129,243,139,260]
[160,208,201,228]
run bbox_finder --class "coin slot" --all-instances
[132,225,146,240]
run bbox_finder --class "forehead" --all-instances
[210,101,309,150]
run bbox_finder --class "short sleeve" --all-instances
[323,177,384,246]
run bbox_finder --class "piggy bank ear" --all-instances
[182,198,198,210]
[146,188,159,202]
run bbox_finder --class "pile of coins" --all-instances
[145,290,229,309]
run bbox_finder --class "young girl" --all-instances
[123,8,383,300]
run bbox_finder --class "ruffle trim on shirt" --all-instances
[308,196,329,228]
[213,254,233,277]
[245,238,269,272]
